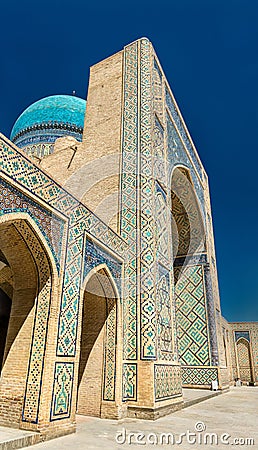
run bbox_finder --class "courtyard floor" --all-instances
[0,387,257,449]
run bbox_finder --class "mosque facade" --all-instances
[0,38,257,439]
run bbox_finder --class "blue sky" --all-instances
[1,0,257,321]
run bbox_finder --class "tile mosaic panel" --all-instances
[230,323,258,382]
[122,363,137,401]
[155,184,169,265]
[139,38,157,360]
[175,264,210,366]
[50,362,74,420]
[154,364,182,401]
[182,366,218,385]
[157,264,173,356]
[103,297,117,401]
[174,254,207,267]
[56,230,84,356]
[120,41,139,360]
[204,265,219,366]
[236,339,252,382]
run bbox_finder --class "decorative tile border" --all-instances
[175,265,210,366]
[103,296,117,401]
[139,38,157,360]
[182,366,218,385]
[122,363,137,401]
[157,264,173,357]
[154,364,182,401]
[50,362,74,420]
[120,41,139,360]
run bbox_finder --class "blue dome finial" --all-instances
[10,94,86,158]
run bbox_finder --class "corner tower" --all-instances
[65,38,227,417]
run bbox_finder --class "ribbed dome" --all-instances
[10,95,86,158]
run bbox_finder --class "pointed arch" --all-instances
[77,263,120,418]
[171,166,211,371]
[170,165,206,271]
[0,212,58,427]
[236,337,253,383]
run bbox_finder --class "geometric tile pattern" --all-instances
[174,253,207,267]
[152,59,178,367]
[120,41,139,361]
[155,185,169,265]
[55,215,123,359]
[157,264,173,356]
[204,265,219,366]
[175,265,210,366]
[182,366,218,385]
[139,38,157,360]
[122,363,137,401]
[50,362,74,420]
[103,297,117,401]
[154,364,182,401]
[56,228,83,357]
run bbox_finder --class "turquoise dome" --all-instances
[10,95,86,159]
[10,95,86,142]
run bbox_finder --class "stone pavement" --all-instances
[0,427,39,450]
[182,386,222,408]
[1,387,257,449]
